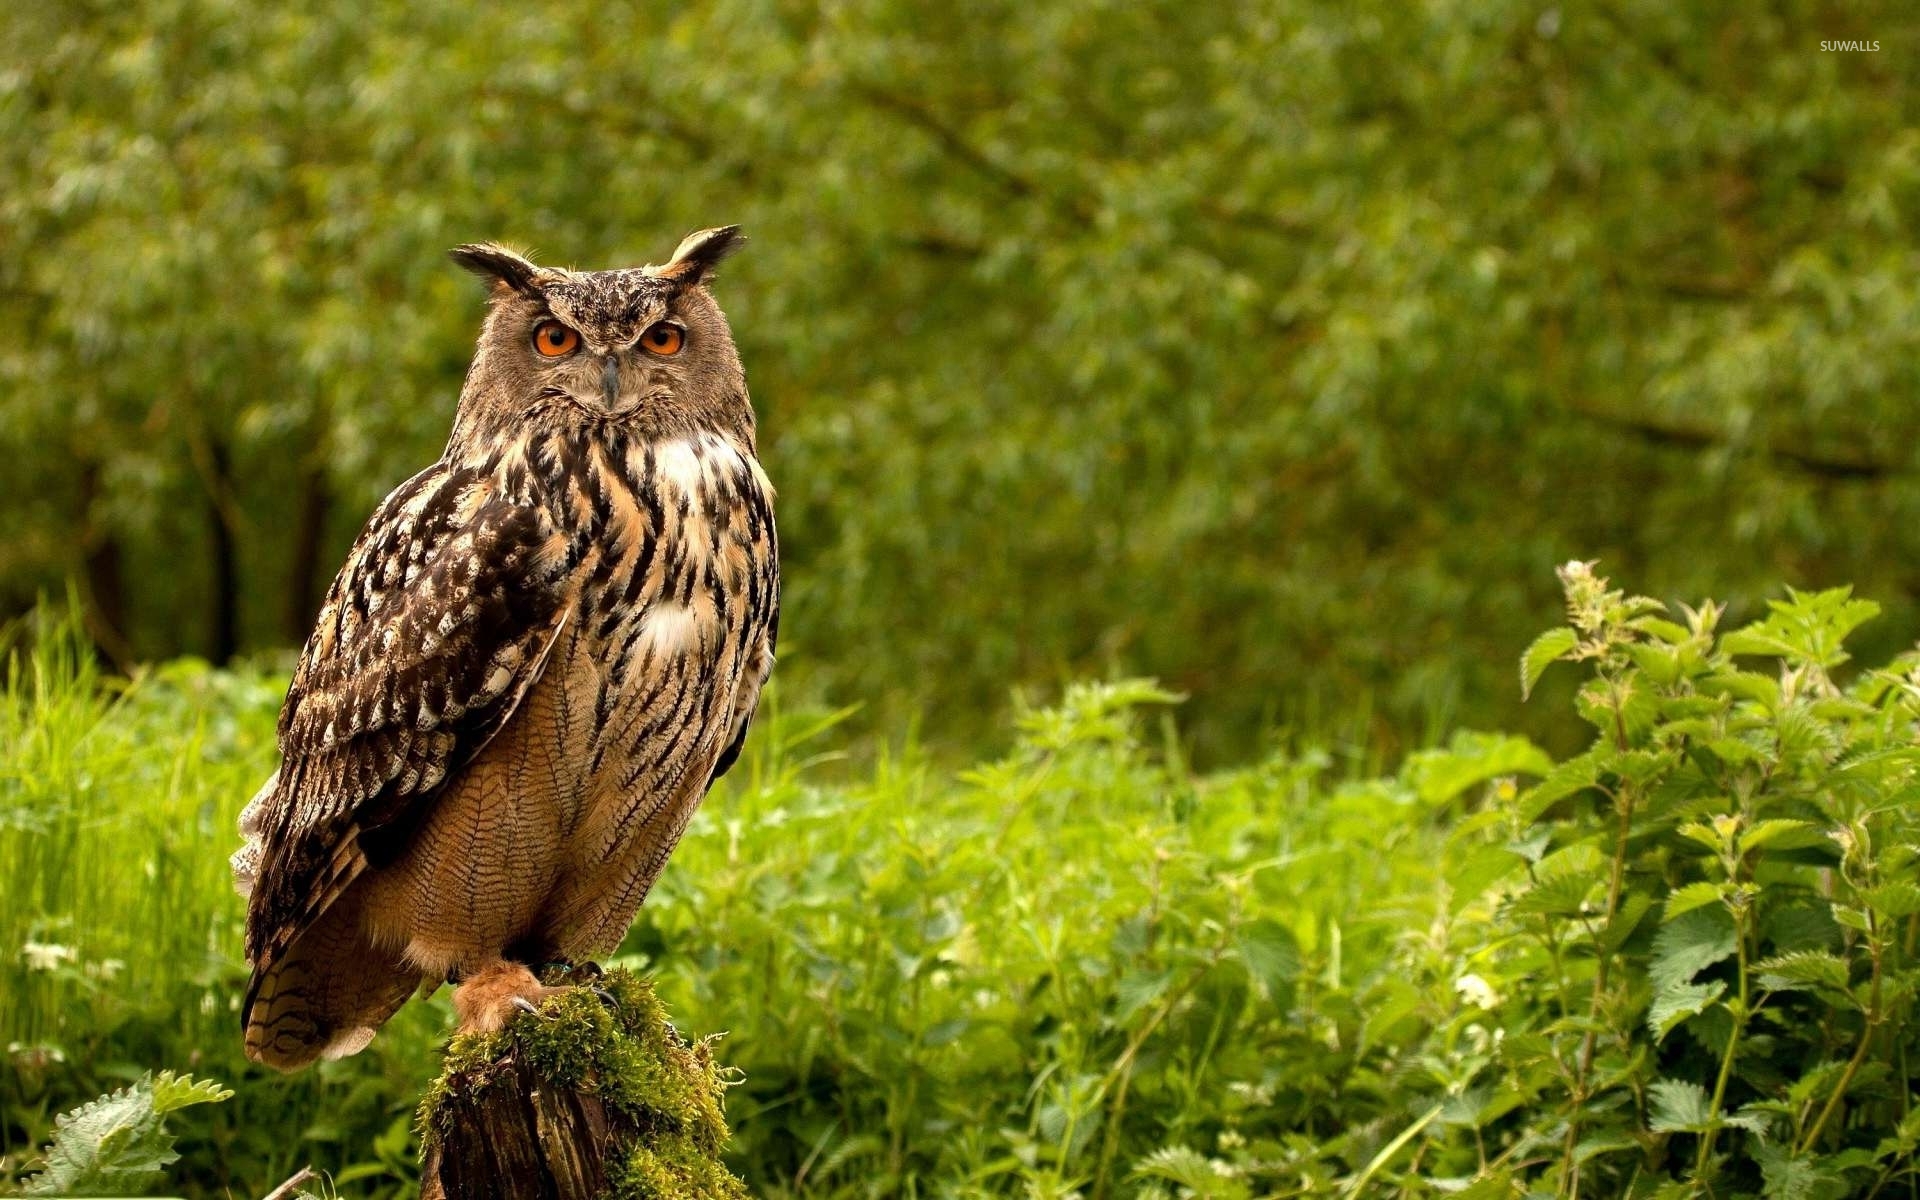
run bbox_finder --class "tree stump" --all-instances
[417,970,748,1200]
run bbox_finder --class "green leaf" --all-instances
[1520,628,1580,700]
[1132,1145,1250,1200]
[1632,616,1693,645]
[1678,820,1727,852]
[1861,881,1920,919]
[1234,918,1301,1001]
[1650,907,1737,993]
[1740,819,1817,854]
[1628,642,1682,686]
[1509,843,1608,920]
[1729,1103,1781,1141]
[1831,746,1920,785]
[1755,951,1853,996]
[1648,980,1725,1041]
[1508,871,1597,919]
[1448,844,1522,910]
[1572,1133,1639,1164]
[1403,730,1554,806]
[20,1072,231,1197]
[148,1072,234,1116]
[1756,1141,1842,1200]
[1832,904,1872,933]
[1700,670,1782,709]
[1520,750,1604,821]
[1787,1061,1850,1108]
[1723,588,1881,672]
[1649,1078,1715,1133]
[1113,969,1174,1022]
[1722,630,1796,660]
[1663,881,1728,922]
[1599,890,1655,954]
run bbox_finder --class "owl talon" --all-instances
[453,961,558,1033]
[589,985,618,1009]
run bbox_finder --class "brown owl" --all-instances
[230,228,777,1070]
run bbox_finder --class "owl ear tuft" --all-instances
[656,226,745,285]
[448,243,544,297]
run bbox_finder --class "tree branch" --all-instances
[1563,400,1897,481]
[850,82,1093,222]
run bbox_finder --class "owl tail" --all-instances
[242,889,420,1071]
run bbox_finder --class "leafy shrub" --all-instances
[1324,564,1920,1197]
[635,682,1530,1196]
[17,1071,230,1196]
[642,567,1920,1197]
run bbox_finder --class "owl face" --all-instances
[447,228,750,442]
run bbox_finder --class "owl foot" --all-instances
[566,961,617,1009]
[533,958,605,982]
[528,960,616,1009]
[450,960,564,1034]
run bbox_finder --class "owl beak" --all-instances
[600,354,621,410]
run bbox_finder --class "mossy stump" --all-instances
[418,969,749,1200]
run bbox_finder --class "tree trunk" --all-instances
[414,971,749,1200]
[284,457,330,644]
[420,1045,643,1200]
[204,436,239,663]
[77,460,134,670]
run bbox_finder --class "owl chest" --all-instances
[531,434,769,804]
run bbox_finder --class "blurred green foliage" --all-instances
[2,1,1915,758]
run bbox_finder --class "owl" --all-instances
[230,227,778,1070]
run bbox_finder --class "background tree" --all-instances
[1,0,1915,760]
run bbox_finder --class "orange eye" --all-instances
[532,321,580,357]
[640,322,685,356]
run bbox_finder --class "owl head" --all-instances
[444,227,750,452]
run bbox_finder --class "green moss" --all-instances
[612,1140,750,1200]
[417,969,748,1199]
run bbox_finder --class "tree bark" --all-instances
[76,459,134,670]
[284,457,330,644]
[420,1046,642,1200]
[414,972,747,1200]
[204,436,240,663]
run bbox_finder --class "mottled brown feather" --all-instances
[242,462,571,1017]
[236,231,777,1069]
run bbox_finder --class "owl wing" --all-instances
[237,461,573,988]
[707,586,777,788]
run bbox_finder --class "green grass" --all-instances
[638,679,1473,1197]
[0,615,447,1194]
[8,575,1920,1197]
[0,613,1469,1196]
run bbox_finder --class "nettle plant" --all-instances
[1410,564,1920,1198]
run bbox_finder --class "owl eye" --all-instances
[640,322,685,356]
[532,321,580,357]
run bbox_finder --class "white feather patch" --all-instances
[655,438,706,495]
[237,770,278,836]
[637,601,706,656]
[231,770,280,898]
[322,1025,377,1060]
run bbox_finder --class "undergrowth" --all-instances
[5,565,1920,1197]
